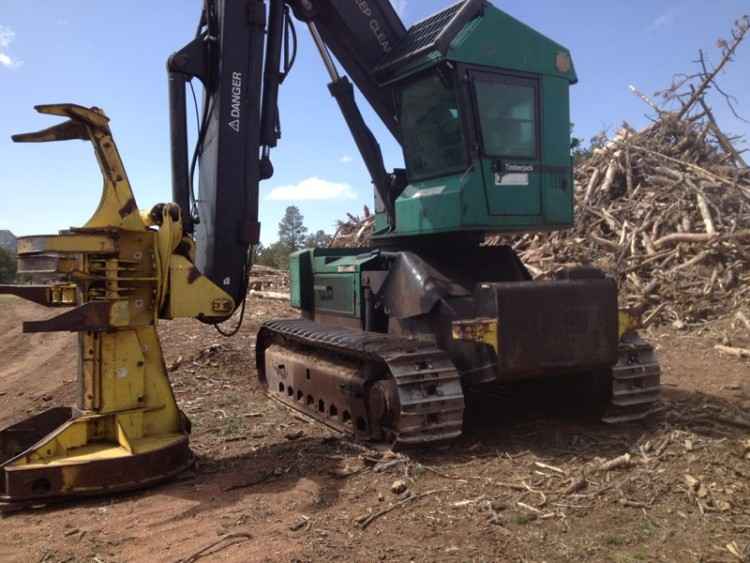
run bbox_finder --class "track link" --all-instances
[603,334,662,423]
[256,319,465,447]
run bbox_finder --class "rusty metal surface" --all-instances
[0,284,77,307]
[23,301,111,333]
[475,277,619,379]
[117,198,138,218]
[17,254,79,275]
[17,234,118,256]
[1,286,52,307]
[0,435,192,506]
[257,319,464,446]
[0,408,74,468]
[264,344,371,439]
[381,252,470,320]
[384,349,464,445]
[258,319,430,362]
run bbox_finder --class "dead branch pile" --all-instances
[493,17,750,328]
[329,206,374,248]
[493,113,750,327]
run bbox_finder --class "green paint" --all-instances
[374,2,577,241]
[289,248,384,319]
[293,3,579,316]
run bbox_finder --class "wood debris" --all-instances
[248,290,290,301]
[329,206,374,248]
[714,344,750,359]
[355,489,445,530]
[598,453,632,472]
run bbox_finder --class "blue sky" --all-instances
[1,1,748,245]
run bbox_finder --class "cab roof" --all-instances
[376,0,577,85]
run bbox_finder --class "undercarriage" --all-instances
[257,247,662,447]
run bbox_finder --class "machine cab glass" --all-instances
[398,67,543,217]
[399,72,467,181]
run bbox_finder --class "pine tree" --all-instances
[277,206,308,252]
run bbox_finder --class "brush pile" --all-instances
[494,117,750,328]
[492,17,750,328]
[329,207,374,248]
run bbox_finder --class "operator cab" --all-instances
[372,0,578,242]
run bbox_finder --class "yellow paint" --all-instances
[0,104,236,499]
[18,234,117,255]
[166,254,235,319]
[135,326,182,436]
[618,310,641,339]
[116,419,134,454]
[451,318,499,353]
[100,331,145,414]
[10,434,186,469]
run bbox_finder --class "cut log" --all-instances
[249,290,290,301]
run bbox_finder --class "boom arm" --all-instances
[167,0,409,309]
[288,0,405,141]
[168,0,266,307]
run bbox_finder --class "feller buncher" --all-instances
[0,0,660,509]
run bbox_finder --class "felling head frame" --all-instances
[0,105,234,510]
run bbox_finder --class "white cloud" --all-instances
[0,26,14,47]
[647,10,677,32]
[266,177,357,201]
[390,0,408,18]
[339,155,353,164]
[0,25,22,69]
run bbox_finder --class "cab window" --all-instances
[400,73,468,180]
[473,74,538,159]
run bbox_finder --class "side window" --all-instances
[473,75,538,159]
[400,73,468,180]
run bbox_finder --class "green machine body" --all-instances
[372,1,578,243]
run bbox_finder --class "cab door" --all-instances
[470,71,542,216]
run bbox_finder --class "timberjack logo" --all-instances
[229,71,243,133]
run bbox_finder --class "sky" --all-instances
[0,1,748,245]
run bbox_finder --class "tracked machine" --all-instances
[0,0,660,508]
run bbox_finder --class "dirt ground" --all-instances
[0,293,749,563]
